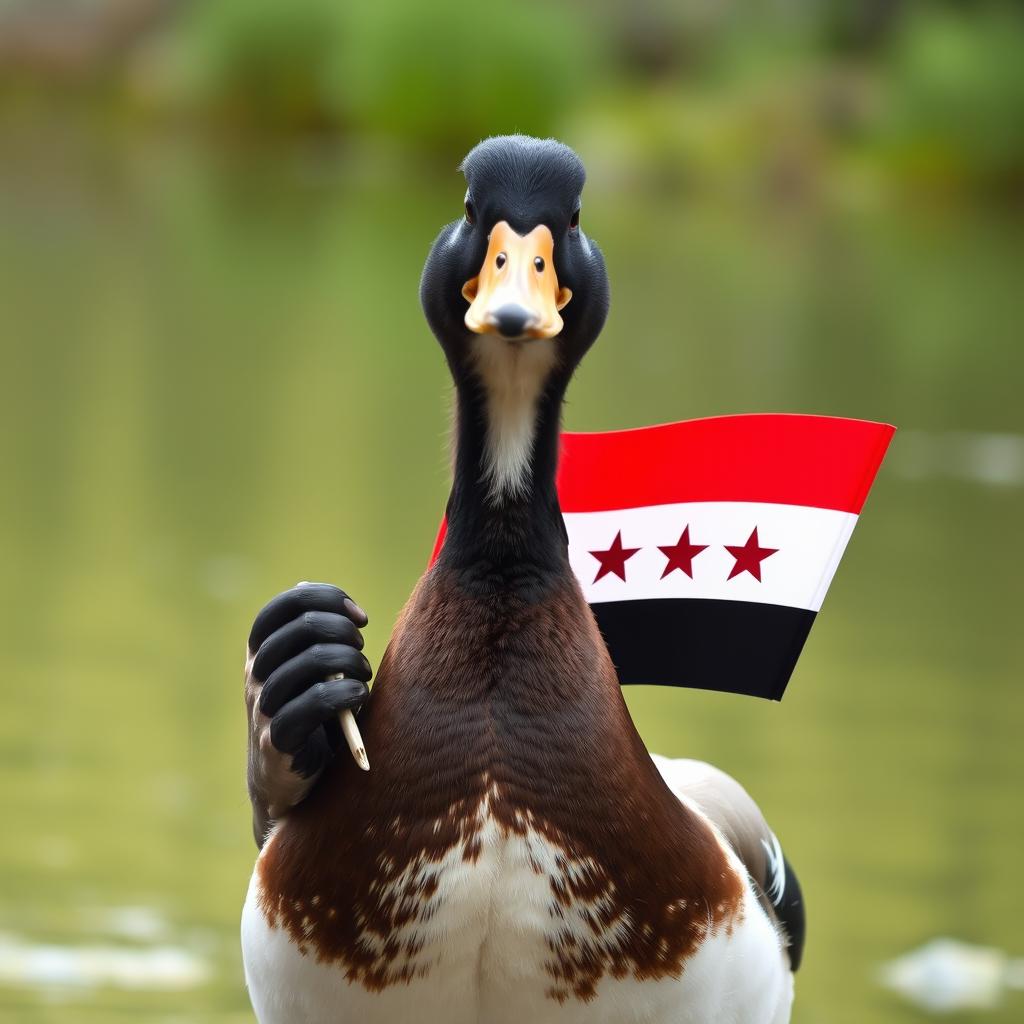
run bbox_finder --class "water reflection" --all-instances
[880,939,1024,1014]
[0,931,209,993]
[1,133,1022,1022]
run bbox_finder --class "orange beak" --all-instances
[462,221,572,340]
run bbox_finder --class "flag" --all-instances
[432,414,894,700]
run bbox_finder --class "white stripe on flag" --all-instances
[565,501,858,613]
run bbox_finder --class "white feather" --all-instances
[761,833,786,905]
[242,774,794,1024]
[469,335,557,502]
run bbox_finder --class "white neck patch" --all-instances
[470,335,557,502]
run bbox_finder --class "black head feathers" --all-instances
[460,136,585,236]
[421,134,608,382]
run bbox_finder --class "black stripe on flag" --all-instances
[590,599,816,701]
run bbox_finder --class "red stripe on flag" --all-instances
[430,414,894,564]
[556,415,894,514]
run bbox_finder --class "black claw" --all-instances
[252,611,363,682]
[270,678,370,756]
[248,583,362,653]
[343,597,369,627]
[248,583,373,779]
[259,644,371,718]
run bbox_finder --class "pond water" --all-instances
[1,126,1022,1023]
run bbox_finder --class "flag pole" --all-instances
[327,674,370,771]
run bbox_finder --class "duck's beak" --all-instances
[462,221,572,340]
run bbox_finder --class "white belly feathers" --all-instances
[242,784,793,1024]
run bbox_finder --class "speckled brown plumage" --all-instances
[257,565,745,1001]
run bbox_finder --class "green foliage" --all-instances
[338,0,595,148]
[175,0,598,145]
[176,0,349,132]
[879,7,1024,187]
[4,0,1021,194]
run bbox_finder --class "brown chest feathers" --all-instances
[257,567,745,1001]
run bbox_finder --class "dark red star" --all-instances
[590,531,640,583]
[658,525,708,579]
[725,527,778,582]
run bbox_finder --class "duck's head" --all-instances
[421,135,610,500]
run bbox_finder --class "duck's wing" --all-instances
[651,755,806,971]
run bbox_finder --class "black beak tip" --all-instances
[493,304,532,339]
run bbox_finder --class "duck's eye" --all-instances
[464,200,475,225]
[570,207,580,230]
[495,252,506,270]
[534,257,545,272]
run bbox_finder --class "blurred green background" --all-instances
[1,1,1022,1021]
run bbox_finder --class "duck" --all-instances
[240,134,805,1024]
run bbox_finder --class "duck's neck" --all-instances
[439,345,569,596]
